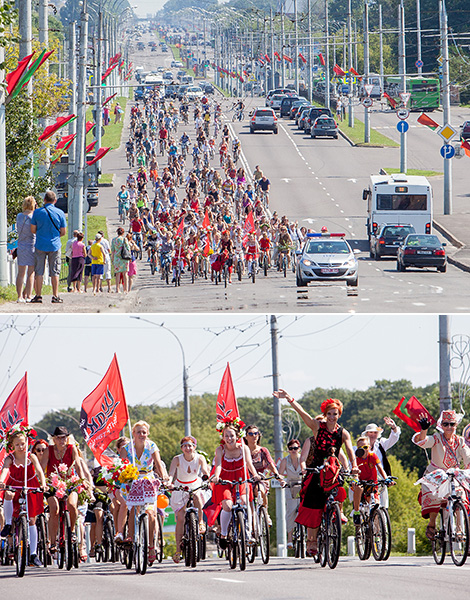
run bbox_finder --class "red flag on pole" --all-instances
[318,53,325,66]
[216,364,240,423]
[0,374,29,467]
[6,52,35,96]
[264,54,271,64]
[242,211,255,244]
[85,140,97,154]
[86,147,111,166]
[392,396,436,433]
[383,91,398,109]
[80,354,129,465]
[298,52,307,64]
[176,217,184,238]
[283,54,292,63]
[102,92,117,107]
[38,115,76,141]
[349,67,359,76]
[333,64,346,77]
[417,113,439,131]
[202,209,210,230]
[202,236,210,257]
[86,121,95,134]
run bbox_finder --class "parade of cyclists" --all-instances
[3,386,470,576]
[114,86,311,288]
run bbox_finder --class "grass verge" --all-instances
[99,173,114,185]
[85,96,128,151]
[384,168,443,177]
[339,118,399,147]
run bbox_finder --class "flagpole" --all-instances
[127,418,135,465]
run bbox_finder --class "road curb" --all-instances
[433,219,465,248]
[338,128,356,146]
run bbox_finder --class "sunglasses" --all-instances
[288,446,300,451]
[35,448,46,453]
[247,431,259,436]
[442,422,456,427]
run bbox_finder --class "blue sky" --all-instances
[0,314,467,424]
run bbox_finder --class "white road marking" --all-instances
[213,578,244,583]
[281,178,291,183]
[429,286,443,294]
[347,178,357,183]
[412,302,426,306]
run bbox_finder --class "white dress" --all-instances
[170,454,202,513]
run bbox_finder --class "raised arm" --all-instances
[273,389,319,434]
[342,429,359,475]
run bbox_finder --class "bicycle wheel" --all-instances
[283,256,287,277]
[198,531,206,561]
[237,261,242,281]
[187,511,198,569]
[432,509,446,565]
[156,512,164,563]
[370,507,386,561]
[125,544,133,569]
[64,511,73,571]
[103,518,115,563]
[317,519,328,567]
[355,512,371,561]
[150,257,156,275]
[380,507,392,561]
[15,515,28,578]
[259,507,270,565]
[263,255,268,276]
[326,503,342,569]
[227,518,237,569]
[36,513,48,568]
[137,513,148,575]
[251,264,256,283]
[449,499,469,567]
[247,539,257,563]
[235,509,246,571]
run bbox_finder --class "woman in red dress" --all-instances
[39,426,88,554]
[211,422,259,548]
[0,430,46,566]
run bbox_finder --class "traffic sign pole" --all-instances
[396,120,409,173]
[440,0,452,215]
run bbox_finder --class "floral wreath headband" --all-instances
[1,423,38,451]
[216,417,246,439]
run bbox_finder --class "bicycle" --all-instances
[3,485,44,577]
[94,492,116,564]
[247,477,272,565]
[419,468,470,567]
[353,478,396,562]
[132,232,144,261]
[278,250,289,277]
[126,150,135,168]
[149,246,158,276]
[160,251,172,285]
[283,481,305,558]
[260,251,270,277]
[216,479,251,571]
[155,509,164,563]
[171,482,210,568]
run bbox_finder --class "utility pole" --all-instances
[294,0,299,94]
[440,0,452,215]
[270,315,287,558]
[270,8,275,90]
[363,0,370,143]
[67,22,77,238]
[416,0,422,74]
[281,3,285,88]
[38,0,49,177]
[325,0,330,108]
[71,0,89,233]
[379,4,384,95]
[263,18,268,94]
[439,315,452,412]
[398,0,407,173]
[0,0,7,286]
[95,9,103,179]
[307,0,313,102]
[347,0,354,127]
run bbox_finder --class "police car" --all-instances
[296,233,359,287]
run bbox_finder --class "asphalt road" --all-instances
[0,556,468,600]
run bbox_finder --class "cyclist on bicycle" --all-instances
[351,436,389,526]
[159,126,168,152]
[118,421,169,565]
[0,428,46,567]
[277,226,293,269]
[117,185,130,222]
[413,409,470,540]
[232,137,241,159]
[219,230,234,283]
[272,392,358,556]
[211,420,260,549]
[258,175,271,206]
[245,233,259,277]
[180,132,190,155]
[129,215,145,250]
[168,436,211,563]
[259,230,272,268]
[278,439,302,549]
[253,165,263,190]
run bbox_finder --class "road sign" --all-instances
[364,84,374,96]
[399,92,411,107]
[440,144,455,159]
[362,97,373,108]
[397,121,409,134]
[437,123,458,142]
[454,145,464,159]
[415,59,424,68]
[437,55,444,66]
[396,108,410,120]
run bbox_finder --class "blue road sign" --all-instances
[415,59,423,68]
[397,121,409,133]
[440,144,455,159]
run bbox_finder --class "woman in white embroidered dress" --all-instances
[168,436,210,563]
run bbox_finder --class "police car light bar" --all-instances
[306,233,346,238]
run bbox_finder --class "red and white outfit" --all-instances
[170,454,203,513]
[5,453,43,519]
[46,444,74,476]
[245,242,258,262]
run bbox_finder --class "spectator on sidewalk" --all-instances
[90,233,106,295]
[111,227,130,293]
[83,240,92,292]
[65,229,79,292]
[97,230,112,293]
[30,190,66,304]
[15,196,37,303]
[114,102,122,124]
[70,231,86,293]
[103,105,110,126]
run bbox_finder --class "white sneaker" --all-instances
[16,297,26,303]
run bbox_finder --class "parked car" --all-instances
[310,115,339,139]
[370,224,416,259]
[250,107,278,134]
[396,234,447,272]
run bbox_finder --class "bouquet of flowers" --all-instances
[101,458,138,489]
[47,463,92,505]
[119,463,139,484]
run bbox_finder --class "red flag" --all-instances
[283,54,292,63]
[417,113,439,131]
[202,210,210,230]
[298,52,307,64]
[392,396,436,433]
[349,67,359,76]
[202,236,210,257]
[216,364,239,423]
[383,91,398,109]
[86,147,111,166]
[318,53,325,66]
[86,140,97,154]
[333,64,346,77]
[86,121,95,134]
[243,211,255,238]
[38,115,76,141]
[101,62,118,83]
[461,140,470,157]
[274,51,280,61]
[102,92,117,107]
[56,133,76,149]
[80,354,129,465]
[6,52,35,96]
[264,54,271,64]
[10,49,54,100]
[0,374,29,467]
[176,217,184,238]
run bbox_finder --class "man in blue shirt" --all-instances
[30,190,67,303]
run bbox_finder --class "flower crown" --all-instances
[216,416,246,438]
[1,423,37,451]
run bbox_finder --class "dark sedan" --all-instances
[370,224,416,259]
[396,234,447,272]
[461,121,470,141]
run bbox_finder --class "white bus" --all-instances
[363,173,433,239]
